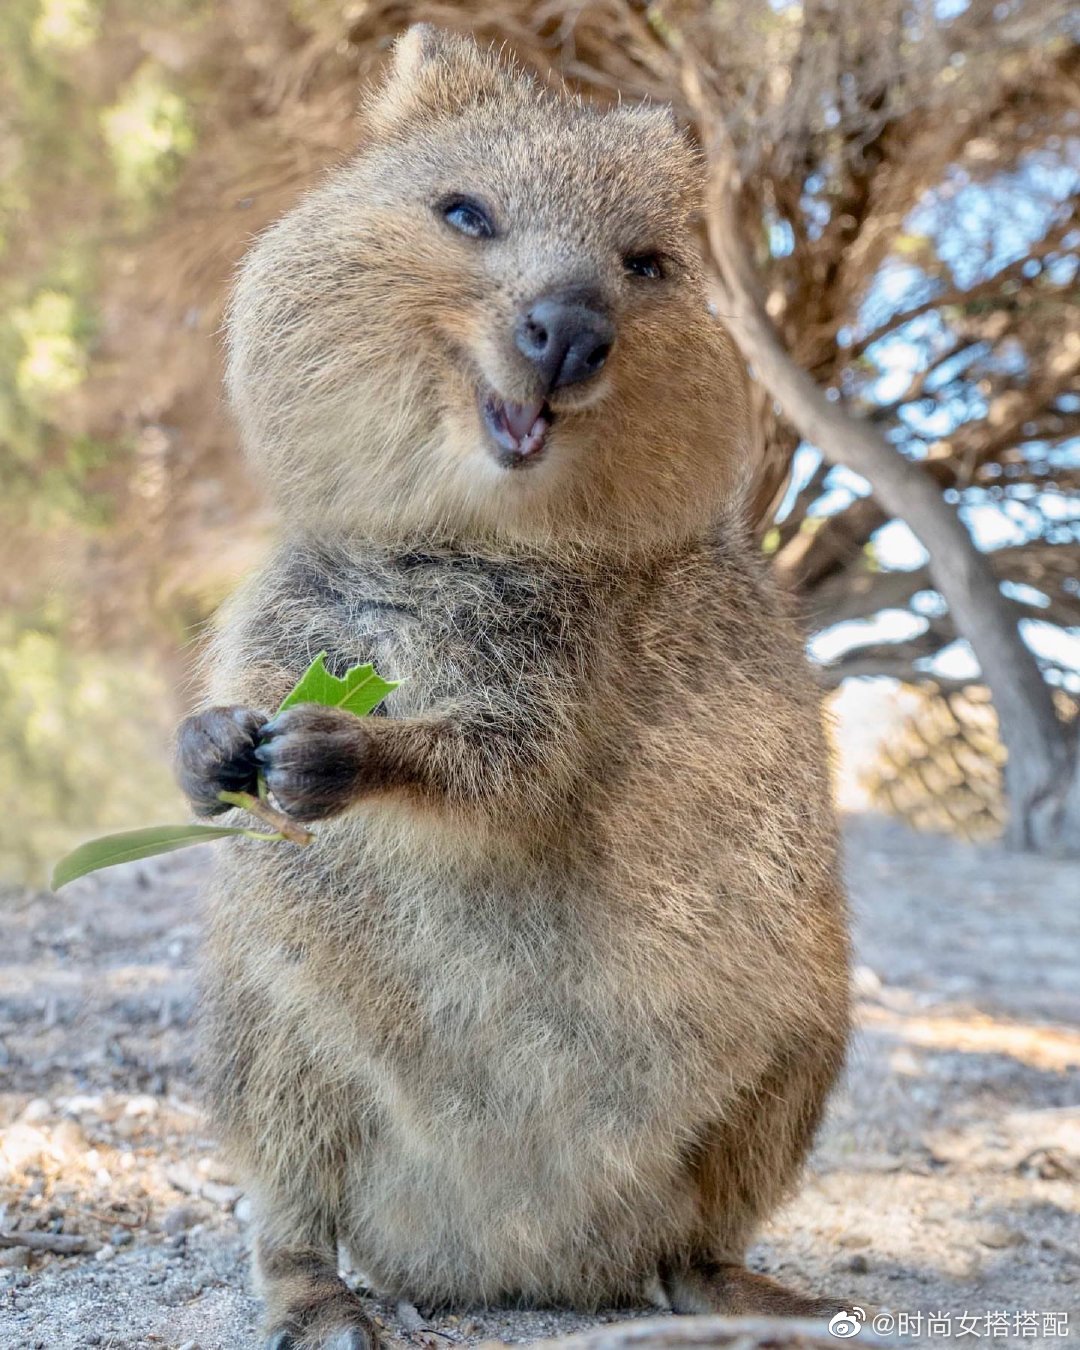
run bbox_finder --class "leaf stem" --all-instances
[217,791,314,846]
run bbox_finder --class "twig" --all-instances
[89,1204,149,1230]
[0,1231,97,1255]
[216,791,314,847]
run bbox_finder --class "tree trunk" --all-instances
[697,150,1078,853]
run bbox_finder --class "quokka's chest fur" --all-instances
[263,543,605,710]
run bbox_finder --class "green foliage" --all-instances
[101,64,196,214]
[0,0,105,255]
[12,289,89,404]
[278,651,401,717]
[32,0,101,53]
[0,0,193,526]
[0,271,118,524]
[51,822,259,888]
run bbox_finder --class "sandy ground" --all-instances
[1,812,1078,1350]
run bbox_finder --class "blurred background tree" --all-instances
[0,0,1077,878]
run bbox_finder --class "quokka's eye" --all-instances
[624,252,665,280]
[439,196,496,240]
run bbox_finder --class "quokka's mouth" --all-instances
[479,388,554,468]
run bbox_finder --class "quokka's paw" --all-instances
[175,706,268,816]
[259,1240,387,1350]
[254,704,380,821]
[266,1322,382,1350]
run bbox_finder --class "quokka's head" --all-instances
[226,25,750,552]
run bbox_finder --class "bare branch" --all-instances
[842,221,1078,363]
[684,67,1070,846]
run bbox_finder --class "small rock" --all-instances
[977,1222,1023,1249]
[0,1246,31,1270]
[838,1232,872,1249]
[1017,1146,1080,1181]
[58,1093,103,1116]
[196,1156,234,1183]
[200,1180,241,1209]
[20,1099,51,1124]
[163,1205,199,1236]
[50,1119,87,1161]
[234,1195,252,1226]
[178,1341,202,1350]
[847,1253,870,1274]
[925,1131,973,1166]
[165,1163,201,1196]
[111,1226,135,1247]
[0,1123,50,1170]
[94,1243,116,1263]
[123,1094,160,1119]
[397,1301,426,1332]
[83,1336,102,1346]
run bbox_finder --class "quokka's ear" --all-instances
[362,24,515,135]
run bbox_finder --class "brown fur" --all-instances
[179,26,850,1348]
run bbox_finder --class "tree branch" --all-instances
[684,68,1072,848]
[841,217,1078,362]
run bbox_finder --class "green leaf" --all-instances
[49,655,399,891]
[52,824,253,889]
[277,650,400,718]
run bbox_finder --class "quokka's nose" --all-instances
[514,293,615,391]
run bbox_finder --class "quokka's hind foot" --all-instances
[266,1330,375,1350]
[259,1244,385,1350]
[663,1259,845,1319]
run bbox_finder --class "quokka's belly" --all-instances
[340,1058,704,1306]
[306,874,705,1302]
[219,831,771,1302]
